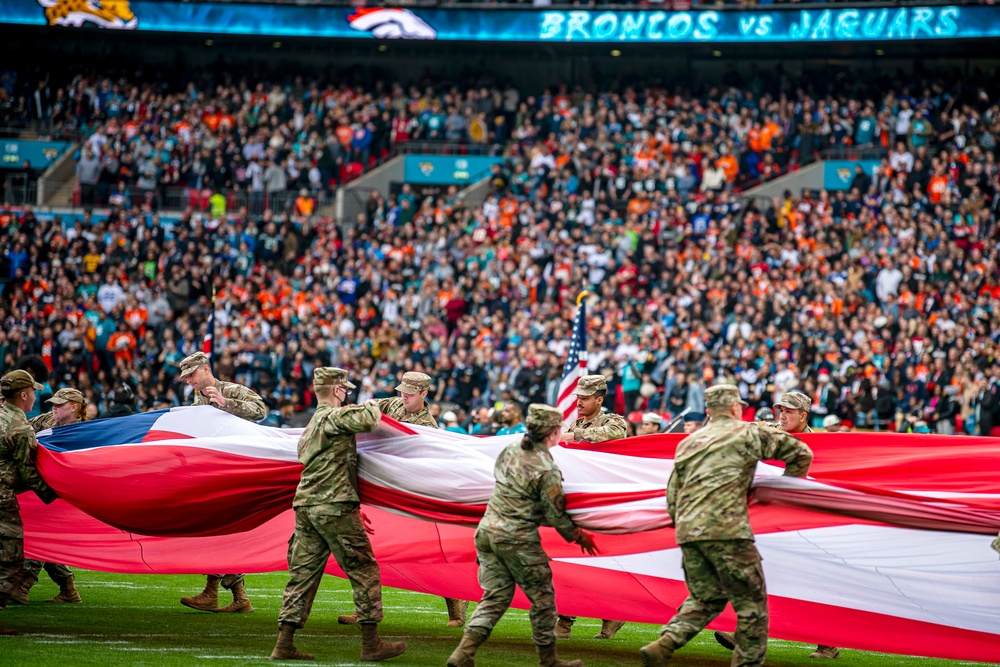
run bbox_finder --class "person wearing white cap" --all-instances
[442,410,465,434]
[822,415,848,432]
[636,413,663,436]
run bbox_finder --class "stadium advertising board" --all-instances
[3,2,999,43]
[402,155,502,185]
[1,140,71,169]
[822,160,881,191]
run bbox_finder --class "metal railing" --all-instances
[819,146,889,161]
[0,124,87,143]
[2,176,38,207]
[389,141,498,158]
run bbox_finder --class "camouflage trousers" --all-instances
[278,502,383,628]
[24,559,73,585]
[0,510,25,609]
[661,540,768,667]
[204,574,244,590]
[466,530,558,647]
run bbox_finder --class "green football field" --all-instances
[1,571,991,666]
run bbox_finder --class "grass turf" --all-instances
[0,571,990,666]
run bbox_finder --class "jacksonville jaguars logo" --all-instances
[347,8,437,40]
[37,0,138,29]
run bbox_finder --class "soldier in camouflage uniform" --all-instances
[0,371,59,636]
[12,388,86,605]
[641,384,814,667]
[715,391,841,660]
[774,391,815,436]
[26,387,85,432]
[271,367,407,662]
[375,372,438,429]
[177,351,266,614]
[448,404,599,667]
[556,374,628,639]
[337,371,468,628]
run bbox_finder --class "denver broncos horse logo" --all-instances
[37,0,138,29]
[347,8,436,40]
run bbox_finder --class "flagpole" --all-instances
[208,284,216,374]
[576,291,588,373]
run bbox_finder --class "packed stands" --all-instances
[1,64,998,434]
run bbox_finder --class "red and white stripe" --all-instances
[22,407,1000,662]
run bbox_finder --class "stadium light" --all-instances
[610,49,621,57]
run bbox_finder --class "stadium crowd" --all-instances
[1,65,999,435]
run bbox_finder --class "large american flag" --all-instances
[556,295,588,426]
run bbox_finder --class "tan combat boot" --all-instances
[9,574,38,604]
[810,645,841,659]
[359,623,407,661]
[554,616,574,639]
[446,631,487,667]
[217,580,253,613]
[269,622,315,660]
[445,598,468,627]
[594,620,625,639]
[713,630,736,650]
[180,575,220,611]
[639,634,677,667]
[537,643,584,667]
[46,575,82,603]
[338,612,359,624]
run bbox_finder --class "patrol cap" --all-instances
[704,384,747,407]
[774,391,812,413]
[573,375,607,396]
[178,352,211,378]
[395,371,431,394]
[314,367,356,389]
[47,388,85,404]
[1,370,43,392]
[642,412,663,425]
[526,403,563,434]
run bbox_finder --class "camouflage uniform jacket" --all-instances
[479,442,583,545]
[765,422,814,434]
[375,397,437,428]
[192,379,267,422]
[569,411,628,442]
[28,412,57,432]
[667,414,813,544]
[0,402,57,521]
[293,401,381,508]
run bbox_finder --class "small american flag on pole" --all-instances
[556,292,589,427]
[203,286,216,371]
